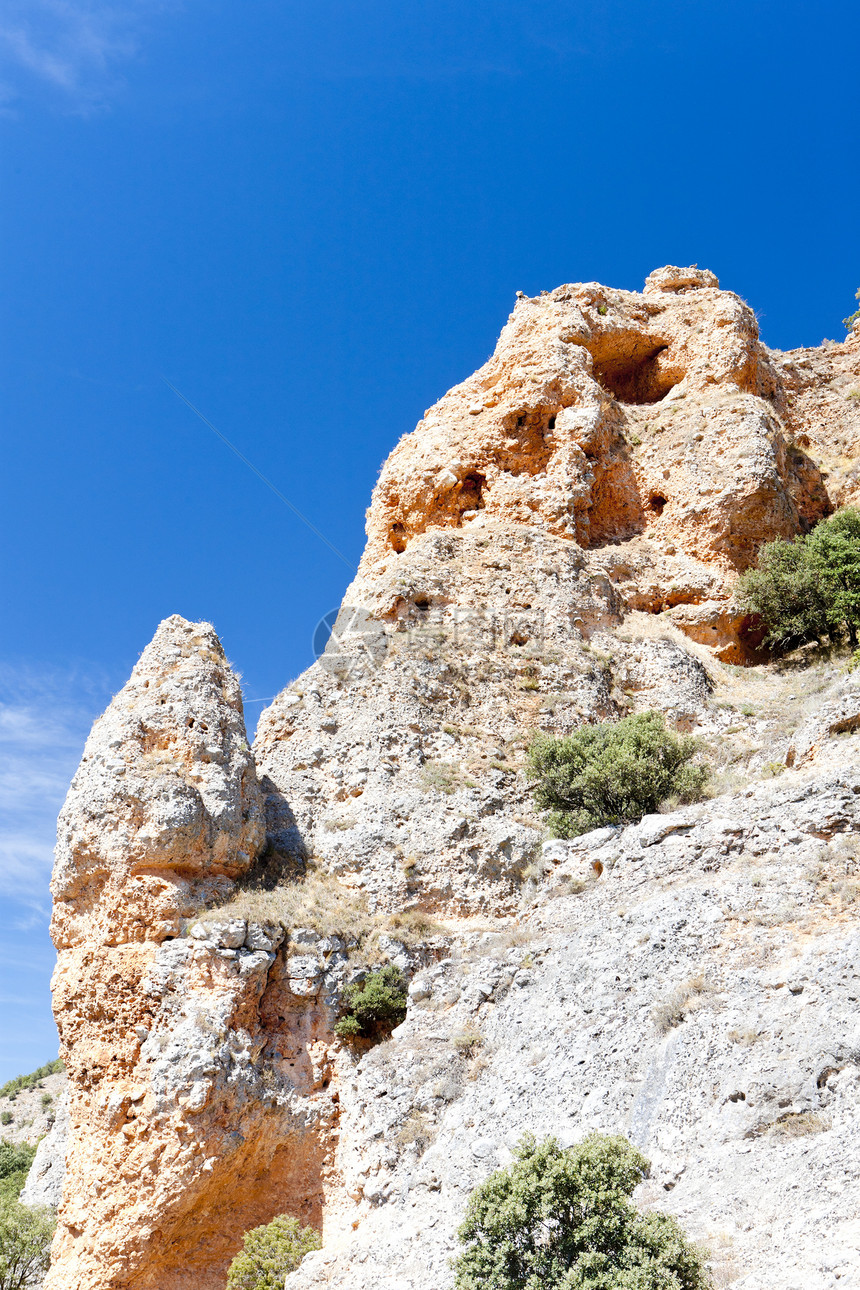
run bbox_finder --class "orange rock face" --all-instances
[44,617,340,1290]
[359,265,835,657]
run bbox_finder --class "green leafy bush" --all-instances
[844,287,860,330]
[0,1145,36,1203]
[225,1214,320,1290]
[735,508,860,650]
[0,1196,55,1290]
[527,711,707,838]
[453,1133,711,1290]
[334,965,408,1040]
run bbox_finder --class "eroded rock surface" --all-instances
[284,735,860,1290]
[44,617,338,1290]
[40,270,860,1290]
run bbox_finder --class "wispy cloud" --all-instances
[0,1,179,110]
[0,661,112,913]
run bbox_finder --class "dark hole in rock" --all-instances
[591,341,681,405]
[390,522,407,554]
[547,415,556,430]
[414,598,431,611]
[460,471,486,507]
[648,494,667,516]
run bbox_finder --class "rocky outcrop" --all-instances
[283,732,860,1290]
[41,270,860,1290]
[252,267,842,921]
[20,1091,68,1208]
[44,617,339,1290]
[359,265,828,599]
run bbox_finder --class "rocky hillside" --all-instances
[32,268,860,1290]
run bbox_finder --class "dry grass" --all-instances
[206,869,446,955]
[728,1028,762,1047]
[419,761,476,794]
[768,1111,830,1139]
[208,869,374,942]
[652,974,714,1033]
[450,1029,484,1057]
[394,1110,435,1154]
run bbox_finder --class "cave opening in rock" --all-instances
[587,336,683,405]
[460,472,485,508]
[648,494,667,516]
[389,522,407,553]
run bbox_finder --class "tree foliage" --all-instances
[0,1146,36,1204]
[844,287,860,330]
[454,1134,711,1290]
[734,507,860,650]
[0,1196,55,1290]
[225,1214,321,1290]
[334,965,407,1040]
[527,712,707,839]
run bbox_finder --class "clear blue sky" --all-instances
[1,0,858,1080]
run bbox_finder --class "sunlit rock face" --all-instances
[38,270,860,1290]
[44,618,339,1290]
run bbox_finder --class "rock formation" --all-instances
[37,270,860,1290]
[43,618,339,1290]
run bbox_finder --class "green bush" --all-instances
[0,1195,55,1290]
[453,1133,711,1290]
[0,1117,10,1129]
[527,711,707,838]
[334,965,408,1040]
[0,1145,36,1204]
[225,1213,320,1290]
[735,508,860,650]
[844,287,860,330]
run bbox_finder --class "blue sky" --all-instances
[1,0,858,1080]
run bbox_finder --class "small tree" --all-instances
[334,965,408,1040]
[0,1197,56,1290]
[733,535,830,650]
[0,1146,36,1204]
[226,1214,320,1290]
[807,507,860,647]
[734,508,860,651]
[527,712,706,839]
[844,287,860,330]
[454,1134,711,1290]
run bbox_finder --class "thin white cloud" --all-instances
[0,1,179,108]
[0,662,112,909]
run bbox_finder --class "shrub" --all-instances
[527,711,707,838]
[0,1196,56,1290]
[734,508,860,650]
[225,1214,320,1290]
[334,965,407,1040]
[0,1145,36,1203]
[453,1133,711,1290]
[0,1117,10,1129]
[844,287,860,330]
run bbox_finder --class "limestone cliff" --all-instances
[43,618,339,1290]
[39,270,860,1290]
